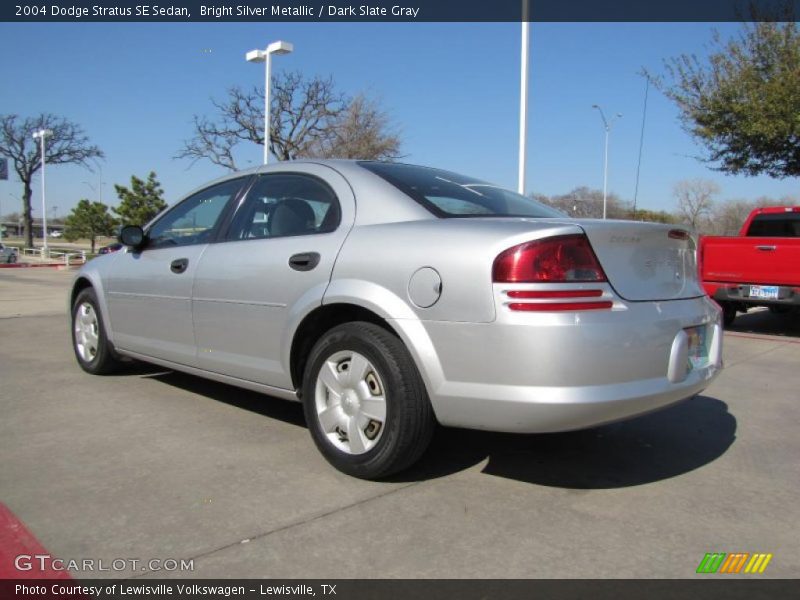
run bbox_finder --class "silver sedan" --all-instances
[69,160,723,478]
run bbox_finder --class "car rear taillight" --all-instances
[492,234,607,283]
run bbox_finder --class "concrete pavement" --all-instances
[0,268,797,579]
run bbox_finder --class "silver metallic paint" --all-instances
[71,159,723,434]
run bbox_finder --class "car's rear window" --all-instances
[359,162,564,219]
[746,213,800,237]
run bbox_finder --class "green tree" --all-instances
[657,21,800,178]
[113,172,167,226]
[64,199,117,253]
[628,209,679,224]
[0,113,103,248]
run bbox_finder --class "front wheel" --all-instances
[302,322,435,479]
[71,287,123,375]
[8,253,17,264]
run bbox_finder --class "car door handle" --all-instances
[756,245,777,251]
[170,258,189,274]
[288,252,320,272]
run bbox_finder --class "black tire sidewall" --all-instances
[301,322,429,478]
[71,288,118,374]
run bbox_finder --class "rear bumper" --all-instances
[705,282,800,307]
[406,295,722,434]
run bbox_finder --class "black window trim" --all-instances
[220,171,342,242]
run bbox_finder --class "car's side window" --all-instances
[227,173,341,241]
[146,178,245,250]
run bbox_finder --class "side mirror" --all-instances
[119,225,145,249]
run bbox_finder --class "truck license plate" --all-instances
[749,285,779,300]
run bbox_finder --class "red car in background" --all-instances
[700,206,800,326]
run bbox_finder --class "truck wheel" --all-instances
[71,287,123,375]
[302,321,435,479]
[721,303,737,327]
[768,305,792,315]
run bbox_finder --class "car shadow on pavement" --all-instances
[121,365,735,489]
[727,308,800,339]
[137,369,308,428]
[393,395,736,488]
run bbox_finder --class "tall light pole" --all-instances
[246,40,293,165]
[82,180,97,200]
[591,105,621,220]
[32,128,53,251]
[518,20,529,195]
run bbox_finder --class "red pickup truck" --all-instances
[700,206,800,326]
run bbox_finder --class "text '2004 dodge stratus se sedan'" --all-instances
[69,161,723,479]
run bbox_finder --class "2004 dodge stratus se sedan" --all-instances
[69,161,723,478]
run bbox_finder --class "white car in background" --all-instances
[0,243,18,264]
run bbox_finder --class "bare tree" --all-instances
[537,187,631,219]
[312,94,401,160]
[708,199,755,235]
[0,114,103,247]
[673,179,719,230]
[177,72,401,170]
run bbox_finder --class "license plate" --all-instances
[685,325,709,371]
[750,285,779,299]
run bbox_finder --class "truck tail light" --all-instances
[492,234,607,283]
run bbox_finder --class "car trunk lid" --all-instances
[574,220,704,301]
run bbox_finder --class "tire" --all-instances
[8,254,16,264]
[721,303,737,327]
[71,287,123,375]
[301,321,435,479]
[768,305,792,315]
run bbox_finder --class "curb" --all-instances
[0,263,82,269]
[0,502,72,579]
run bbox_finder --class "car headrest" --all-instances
[269,198,316,237]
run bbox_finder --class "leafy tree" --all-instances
[629,208,680,224]
[0,113,103,247]
[64,199,117,253]
[177,72,401,170]
[113,172,168,226]
[656,21,800,178]
[673,179,719,229]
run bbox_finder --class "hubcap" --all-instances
[74,302,100,363]
[314,350,387,455]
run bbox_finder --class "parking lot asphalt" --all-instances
[0,268,798,579]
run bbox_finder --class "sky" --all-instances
[1,20,798,220]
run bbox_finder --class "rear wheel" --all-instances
[71,287,123,375]
[8,253,17,264]
[768,305,793,315]
[302,321,435,479]
[721,302,737,327]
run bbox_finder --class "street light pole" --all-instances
[518,19,529,195]
[591,106,621,220]
[32,128,53,251]
[246,40,293,165]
